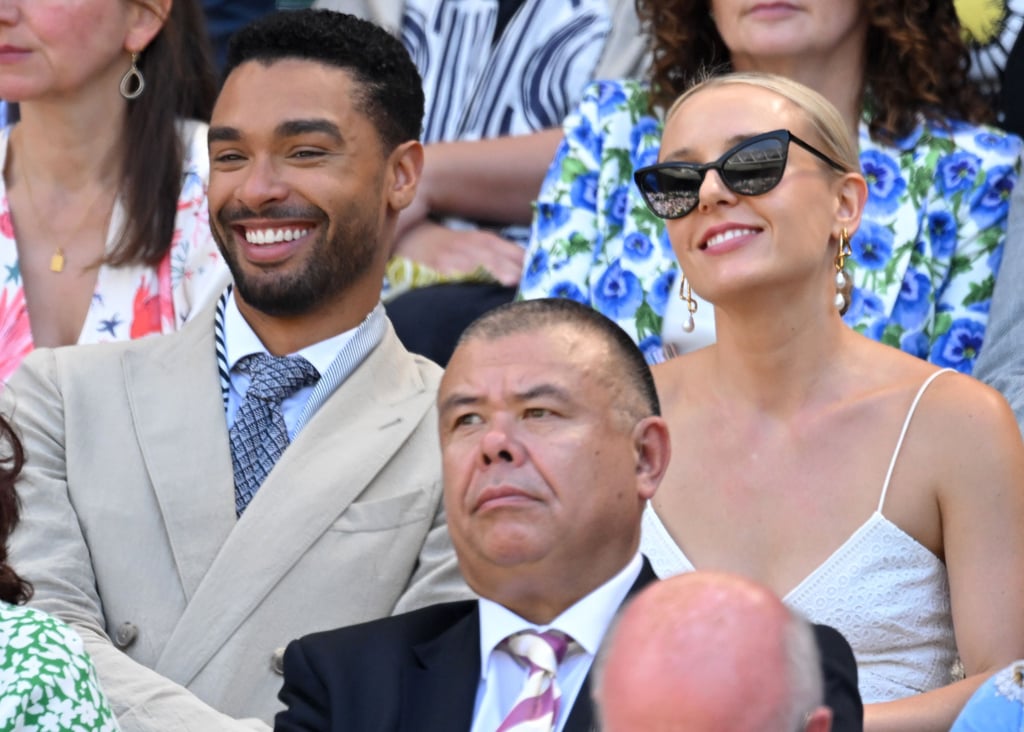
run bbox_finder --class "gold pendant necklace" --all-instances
[14,151,113,274]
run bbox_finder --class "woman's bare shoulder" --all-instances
[867,355,1024,507]
[919,370,1021,451]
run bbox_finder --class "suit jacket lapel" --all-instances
[565,557,658,732]
[629,558,659,595]
[402,608,481,732]
[565,675,595,732]
[156,326,438,685]
[122,305,237,602]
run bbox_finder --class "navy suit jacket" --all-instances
[274,560,863,731]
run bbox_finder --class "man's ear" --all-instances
[632,416,672,502]
[125,0,172,54]
[804,706,833,732]
[387,140,425,212]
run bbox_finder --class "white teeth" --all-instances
[704,228,758,249]
[244,227,311,245]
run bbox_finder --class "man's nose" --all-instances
[479,415,525,467]
[235,156,289,210]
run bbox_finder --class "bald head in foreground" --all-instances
[596,572,834,732]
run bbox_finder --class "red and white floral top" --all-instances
[0,120,228,382]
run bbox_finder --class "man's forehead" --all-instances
[213,58,361,122]
[453,327,602,368]
[440,329,611,398]
[222,56,356,86]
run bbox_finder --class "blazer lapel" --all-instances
[156,326,438,685]
[565,557,659,732]
[564,676,595,732]
[630,557,659,595]
[401,608,481,732]
[122,305,237,601]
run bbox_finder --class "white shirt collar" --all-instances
[476,552,643,676]
[223,291,355,375]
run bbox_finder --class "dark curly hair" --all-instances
[637,0,993,142]
[0,415,30,605]
[224,9,424,151]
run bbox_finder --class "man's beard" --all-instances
[212,202,380,318]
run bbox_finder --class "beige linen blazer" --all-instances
[2,303,469,732]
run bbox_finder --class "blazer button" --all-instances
[271,647,286,675]
[113,622,138,649]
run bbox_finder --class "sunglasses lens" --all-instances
[637,167,702,219]
[722,137,787,195]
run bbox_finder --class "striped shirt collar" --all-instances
[214,285,387,433]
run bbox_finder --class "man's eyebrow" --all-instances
[208,126,241,144]
[438,393,482,415]
[275,119,344,142]
[513,384,572,404]
[438,383,574,414]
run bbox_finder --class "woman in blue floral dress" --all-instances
[0,416,119,730]
[518,0,1021,374]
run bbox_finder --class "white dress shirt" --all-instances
[470,553,643,732]
[223,294,356,439]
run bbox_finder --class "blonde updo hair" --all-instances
[666,72,860,175]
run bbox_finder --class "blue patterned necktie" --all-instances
[229,352,319,516]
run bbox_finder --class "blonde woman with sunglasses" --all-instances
[518,0,1020,375]
[639,71,1024,732]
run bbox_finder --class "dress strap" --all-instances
[877,368,955,514]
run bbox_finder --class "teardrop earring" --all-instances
[834,228,853,313]
[119,52,145,100]
[679,274,698,333]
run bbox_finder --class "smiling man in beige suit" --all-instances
[1,10,467,732]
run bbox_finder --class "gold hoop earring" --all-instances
[834,228,853,313]
[679,274,698,333]
[119,52,145,100]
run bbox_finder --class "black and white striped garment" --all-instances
[402,0,611,143]
[400,0,611,245]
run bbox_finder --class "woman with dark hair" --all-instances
[518,0,1020,374]
[0,414,118,728]
[0,0,227,382]
[638,71,1024,730]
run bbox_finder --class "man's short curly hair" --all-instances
[636,0,992,142]
[224,9,424,151]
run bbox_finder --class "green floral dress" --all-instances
[518,80,1022,373]
[0,602,119,731]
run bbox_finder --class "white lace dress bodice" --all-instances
[641,369,958,703]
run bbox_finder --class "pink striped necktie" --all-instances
[496,629,579,732]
